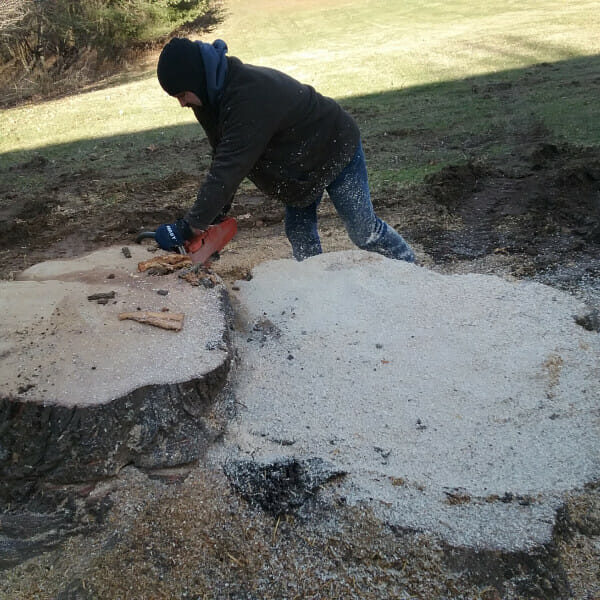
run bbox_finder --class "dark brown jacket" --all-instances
[186,56,360,229]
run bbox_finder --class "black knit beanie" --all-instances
[157,38,208,106]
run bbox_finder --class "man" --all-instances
[155,37,415,263]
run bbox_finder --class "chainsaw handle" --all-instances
[135,230,186,254]
[135,218,236,264]
[136,231,156,243]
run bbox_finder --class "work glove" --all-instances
[154,219,193,252]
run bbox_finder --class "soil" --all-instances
[1,136,599,597]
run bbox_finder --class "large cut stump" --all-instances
[0,246,232,501]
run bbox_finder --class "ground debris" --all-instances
[118,310,184,331]
[1,466,578,600]
[250,317,281,343]
[574,308,600,332]
[224,457,345,515]
[444,489,471,505]
[179,268,219,288]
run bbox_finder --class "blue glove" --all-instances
[154,219,193,251]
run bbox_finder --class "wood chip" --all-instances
[137,254,192,273]
[118,311,184,331]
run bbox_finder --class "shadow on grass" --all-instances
[1,54,599,197]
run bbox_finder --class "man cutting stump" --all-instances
[155,37,415,263]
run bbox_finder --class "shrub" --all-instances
[0,0,213,70]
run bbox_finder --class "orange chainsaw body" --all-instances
[184,217,238,265]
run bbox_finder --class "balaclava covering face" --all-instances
[157,38,228,108]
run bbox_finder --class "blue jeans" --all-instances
[285,141,415,262]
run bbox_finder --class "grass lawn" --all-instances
[0,0,599,194]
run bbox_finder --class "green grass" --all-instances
[215,0,599,96]
[0,0,599,197]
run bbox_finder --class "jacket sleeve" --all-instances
[185,97,276,229]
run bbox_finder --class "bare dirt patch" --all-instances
[2,142,598,299]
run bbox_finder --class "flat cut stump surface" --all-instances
[223,250,600,551]
[2,246,228,405]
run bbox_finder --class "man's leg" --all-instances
[327,142,415,262]
[284,198,323,260]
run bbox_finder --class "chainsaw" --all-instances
[136,217,238,266]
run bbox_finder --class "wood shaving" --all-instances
[118,311,184,331]
[137,254,192,273]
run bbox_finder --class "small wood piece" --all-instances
[118,311,184,331]
[138,254,192,273]
[88,291,116,302]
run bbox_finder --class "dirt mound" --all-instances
[419,144,600,262]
